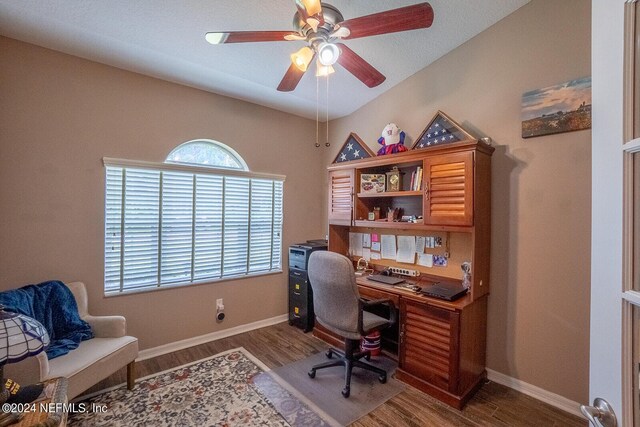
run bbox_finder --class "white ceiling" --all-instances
[0,0,529,120]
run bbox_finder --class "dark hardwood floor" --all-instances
[85,322,586,426]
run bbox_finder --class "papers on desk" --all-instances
[396,236,416,264]
[348,233,445,269]
[380,235,396,259]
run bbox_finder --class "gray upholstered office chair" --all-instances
[307,251,397,398]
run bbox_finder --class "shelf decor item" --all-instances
[360,174,386,194]
[377,123,408,156]
[413,111,474,150]
[332,133,375,164]
[385,166,403,192]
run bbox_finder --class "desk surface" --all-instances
[356,275,475,310]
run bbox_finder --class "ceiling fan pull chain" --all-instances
[315,74,320,147]
[325,75,330,147]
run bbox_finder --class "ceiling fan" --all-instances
[205,1,434,92]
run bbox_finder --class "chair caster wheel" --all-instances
[364,353,371,361]
[342,387,350,398]
[325,350,333,359]
[308,370,316,378]
[379,374,387,384]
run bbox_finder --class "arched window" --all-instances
[166,139,248,170]
[103,139,284,295]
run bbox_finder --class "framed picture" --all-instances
[360,174,386,194]
[521,77,592,138]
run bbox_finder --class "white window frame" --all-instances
[102,157,285,296]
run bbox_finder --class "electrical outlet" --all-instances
[388,267,420,277]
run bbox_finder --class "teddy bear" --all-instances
[377,123,408,155]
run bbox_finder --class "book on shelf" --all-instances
[412,166,422,191]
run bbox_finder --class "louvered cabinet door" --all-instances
[328,169,354,225]
[423,151,474,226]
[399,300,460,392]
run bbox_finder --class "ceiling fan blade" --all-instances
[338,2,434,40]
[277,62,309,92]
[205,31,297,44]
[336,43,385,88]
[284,33,307,41]
[295,0,325,30]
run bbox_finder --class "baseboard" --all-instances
[486,368,585,419]
[137,314,289,361]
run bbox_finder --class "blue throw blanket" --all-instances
[0,280,94,359]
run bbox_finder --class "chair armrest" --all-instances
[357,298,398,336]
[4,352,49,385]
[84,315,126,338]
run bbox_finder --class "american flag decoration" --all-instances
[332,133,375,164]
[412,111,475,150]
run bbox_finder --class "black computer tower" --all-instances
[288,241,327,332]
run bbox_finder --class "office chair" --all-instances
[307,251,397,398]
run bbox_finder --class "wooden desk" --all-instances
[314,276,487,409]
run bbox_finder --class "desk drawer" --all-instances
[358,285,400,306]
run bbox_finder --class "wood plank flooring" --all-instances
[85,322,587,426]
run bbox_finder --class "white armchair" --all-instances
[5,282,139,399]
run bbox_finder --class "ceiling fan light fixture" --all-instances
[299,0,322,17]
[291,46,314,72]
[315,62,335,77]
[318,42,339,66]
[205,32,228,45]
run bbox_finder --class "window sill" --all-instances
[104,269,283,298]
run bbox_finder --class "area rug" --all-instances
[68,347,331,427]
[254,352,406,426]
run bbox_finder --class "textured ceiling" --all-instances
[0,0,529,120]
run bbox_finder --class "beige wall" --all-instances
[324,0,591,403]
[0,36,325,350]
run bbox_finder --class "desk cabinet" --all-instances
[423,151,474,226]
[399,301,458,392]
[328,169,354,225]
[396,297,488,409]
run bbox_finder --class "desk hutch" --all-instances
[317,138,493,409]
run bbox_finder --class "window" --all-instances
[166,140,248,170]
[103,140,284,294]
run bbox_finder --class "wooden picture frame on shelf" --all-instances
[332,132,375,164]
[412,110,475,150]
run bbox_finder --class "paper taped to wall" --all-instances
[381,235,396,259]
[396,236,416,264]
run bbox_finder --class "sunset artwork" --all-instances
[521,77,592,138]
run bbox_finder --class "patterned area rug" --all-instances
[68,348,330,427]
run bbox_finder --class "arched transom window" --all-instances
[165,139,248,170]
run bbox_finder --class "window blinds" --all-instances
[104,162,284,294]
